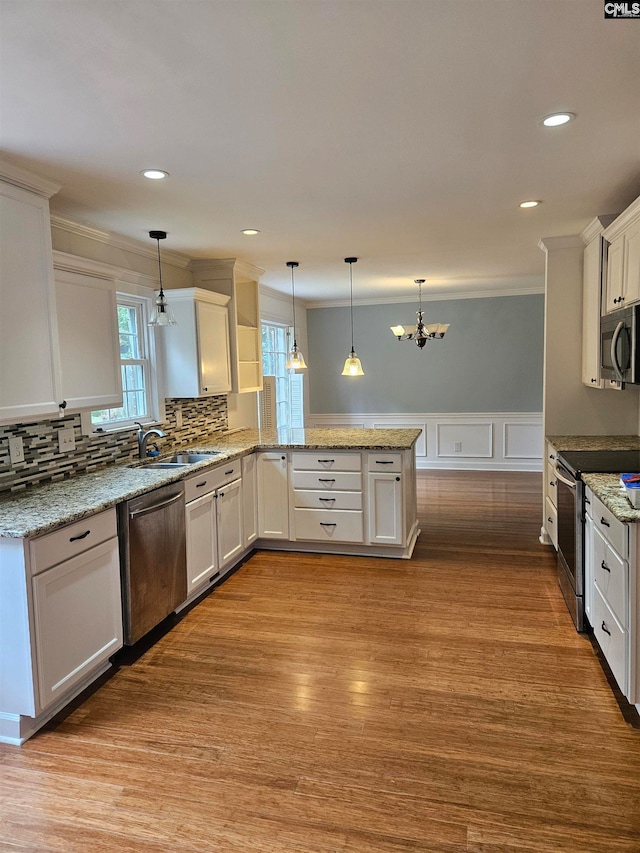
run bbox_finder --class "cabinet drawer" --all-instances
[30,508,117,575]
[293,508,363,543]
[592,493,627,558]
[291,470,362,491]
[592,585,627,695]
[291,452,361,472]
[545,496,558,550]
[546,462,558,507]
[593,526,627,628]
[368,452,402,473]
[185,459,241,502]
[292,489,363,510]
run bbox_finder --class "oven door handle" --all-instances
[554,464,576,489]
[611,320,626,383]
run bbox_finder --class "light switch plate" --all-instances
[58,427,76,453]
[9,436,25,465]
[454,441,462,453]
[175,409,183,428]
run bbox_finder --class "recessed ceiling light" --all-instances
[241,229,260,235]
[541,112,575,127]
[519,200,542,208]
[141,169,169,180]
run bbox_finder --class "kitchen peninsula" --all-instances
[0,427,420,744]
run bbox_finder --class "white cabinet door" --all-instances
[368,472,403,545]
[54,269,123,410]
[257,452,289,539]
[217,478,244,568]
[197,299,232,395]
[605,235,624,313]
[584,510,594,626]
[31,537,122,711]
[185,491,218,594]
[582,236,604,388]
[623,218,640,307]
[0,181,62,422]
[242,453,258,546]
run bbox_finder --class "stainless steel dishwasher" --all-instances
[118,481,187,645]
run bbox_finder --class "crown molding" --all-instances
[0,159,62,198]
[580,214,619,245]
[189,257,265,280]
[50,214,192,269]
[51,250,158,288]
[305,283,544,309]
[538,235,584,253]
[603,194,640,241]
[260,283,310,311]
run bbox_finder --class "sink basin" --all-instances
[131,451,221,470]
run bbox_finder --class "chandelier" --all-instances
[390,279,449,348]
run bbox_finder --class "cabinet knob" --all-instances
[591,378,597,383]
[59,400,67,410]
[202,387,208,392]
[396,476,401,482]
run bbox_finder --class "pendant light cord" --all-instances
[291,264,297,347]
[155,237,164,297]
[349,260,355,352]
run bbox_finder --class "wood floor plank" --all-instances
[1,469,639,851]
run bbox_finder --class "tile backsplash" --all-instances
[0,396,228,494]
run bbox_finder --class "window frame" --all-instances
[80,285,164,435]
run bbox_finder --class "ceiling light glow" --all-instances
[519,200,541,208]
[241,229,260,235]
[141,169,169,180]
[541,112,575,127]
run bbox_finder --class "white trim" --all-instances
[52,249,163,289]
[0,159,61,198]
[538,235,585,253]
[189,257,265,280]
[305,283,544,309]
[581,215,618,245]
[50,215,192,269]
[307,412,543,472]
[603,195,640,241]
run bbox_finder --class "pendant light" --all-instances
[148,230,177,326]
[285,261,307,370]
[341,257,364,376]
[390,279,449,348]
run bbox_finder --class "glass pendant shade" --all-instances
[148,230,177,327]
[342,348,364,376]
[286,261,307,369]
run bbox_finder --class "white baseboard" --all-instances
[308,412,543,472]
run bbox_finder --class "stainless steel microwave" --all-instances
[601,304,640,384]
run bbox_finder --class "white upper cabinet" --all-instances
[581,215,617,389]
[53,265,123,411]
[190,259,264,393]
[0,164,63,423]
[160,287,232,397]
[603,195,640,313]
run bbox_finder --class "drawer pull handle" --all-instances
[600,517,610,527]
[376,460,394,465]
[550,481,555,487]
[225,469,234,475]
[319,522,337,527]
[547,517,553,523]
[585,497,590,505]
[319,497,335,502]
[69,529,91,542]
[601,621,611,636]
[317,459,335,463]
[196,481,208,488]
[318,478,336,483]
[601,560,611,573]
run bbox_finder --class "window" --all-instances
[87,292,160,431]
[260,322,304,430]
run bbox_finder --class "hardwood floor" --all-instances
[2,470,640,852]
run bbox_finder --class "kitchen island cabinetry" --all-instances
[159,288,232,398]
[242,452,258,547]
[542,441,558,549]
[0,508,122,745]
[368,453,404,546]
[603,196,640,313]
[257,452,290,539]
[0,164,64,423]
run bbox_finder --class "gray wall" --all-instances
[307,294,544,413]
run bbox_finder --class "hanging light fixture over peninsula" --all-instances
[390,279,449,348]
[341,257,364,376]
[148,230,177,327]
[285,261,307,370]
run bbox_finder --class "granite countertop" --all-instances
[582,473,640,524]
[0,427,421,539]
[547,435,640,451]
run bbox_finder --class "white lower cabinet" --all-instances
[368,472,403,545]
[257,452,289,539]
[32,537,122,710]
[185,466,244,597]
[242,453,258,546]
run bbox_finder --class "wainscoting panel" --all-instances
[308,412,542,471]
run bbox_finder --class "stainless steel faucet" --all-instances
[135,422,166,459]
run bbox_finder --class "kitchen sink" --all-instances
[131,451,221,470]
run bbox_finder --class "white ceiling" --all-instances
[1,0,639,303]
